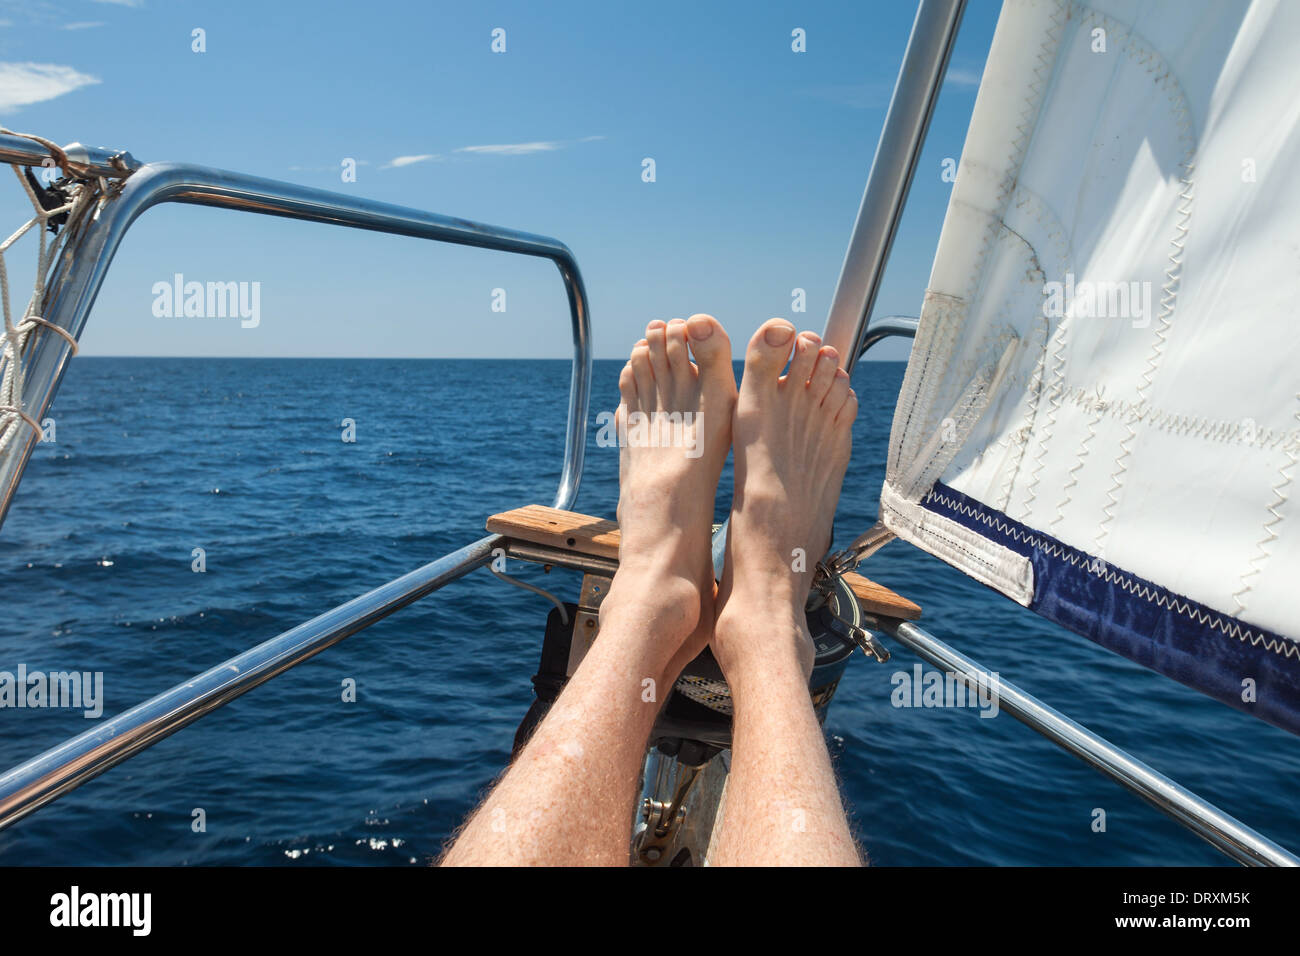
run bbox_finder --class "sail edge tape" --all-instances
[881,0,1300,733]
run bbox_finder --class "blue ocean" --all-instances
[1,357,1296,865]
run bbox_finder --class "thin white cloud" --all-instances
[381,137,600,168]
[947,68,983,88]
[381,153,439,169]
[455,141,561,156]
[61,21,105,30]
[91,0,144,7]
[0,62,101,111]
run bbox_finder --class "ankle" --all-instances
[722,568,813,618]
[600,568,702,645]
[713,602,814,687]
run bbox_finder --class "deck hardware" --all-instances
[635,759,705,864]
[826,605,891,663]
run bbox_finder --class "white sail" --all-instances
[884,0,1300,732]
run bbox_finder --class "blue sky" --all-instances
[0,0,1000,359]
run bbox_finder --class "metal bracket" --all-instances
[567,573,610,674]
[635,759,705,865]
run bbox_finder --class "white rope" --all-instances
[0,128,100,453]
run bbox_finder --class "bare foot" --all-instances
[600,315,736,674]
[714,319,857,681]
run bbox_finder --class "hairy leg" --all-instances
[441,315,735,866]
[708,320,861,867]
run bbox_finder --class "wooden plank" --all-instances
[843,571,921,620]
[488,504,920,620]
[487,504,621,560]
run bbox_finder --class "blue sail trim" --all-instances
[922,482,1300,736]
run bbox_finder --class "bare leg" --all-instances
[709,320,862,867]
[441,315,736,866]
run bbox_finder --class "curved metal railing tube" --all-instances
[857,315,918,358]
[881,619,1300,867]
[0,534,501,830]
[0,133,141,177]
[0,155,593,828]
[0,159,592,526]
[10,8,1285,867]
[551,255,591,510]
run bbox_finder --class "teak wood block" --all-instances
[487,504,921,620]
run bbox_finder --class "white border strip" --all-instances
[881,481,1035,606]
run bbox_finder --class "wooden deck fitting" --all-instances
[487,504,921,621]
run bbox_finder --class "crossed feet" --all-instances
[599,314,858,692]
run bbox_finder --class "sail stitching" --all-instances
[1231,393,1300,616]
[884,496,1004,576]
[1074,3,1198,558]
[924,489,1300,660]
[1012,187,1076,527]
[990,224,1049,515]
[925,365,1296,501]
[980,3,1066,514]
[887,0,1065,499]
[1052,391,1103,530]
[996,188,1076,520]
[1057,386,1298,451]
[880,484,1034,605]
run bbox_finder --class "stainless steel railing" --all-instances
[0,536,501,828]
[822,0,966,370]
[857,315,918,357]
[819,0,1297,866]
[0,138,592,829]
[851,315,1298,865]
[2,0,1296,868]
[0,138,592,529]
[881,619,1300,866]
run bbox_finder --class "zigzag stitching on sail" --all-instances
[1023,290,1066,521]
[890,0,1064,495]
[1052,395,1101,529]
[1073,2,1197,556]
[1057,386,1300,451]
[991,224,1048,515]
[1231,394,1300,616]
[981,3,1066,512]
[1009,187,1075,521]
[939,323,1026,480]
[923,489,1300,661]
[937,369,1299,498]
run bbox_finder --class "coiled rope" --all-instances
[0,129,102,452]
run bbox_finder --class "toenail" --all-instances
[820,345,840,360]
[688,318,714,340]
[764,324,795,346]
